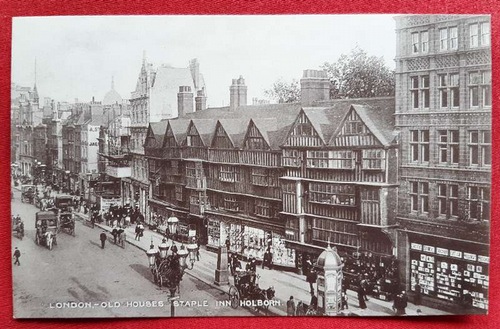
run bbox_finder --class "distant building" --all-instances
[122,55,206,218]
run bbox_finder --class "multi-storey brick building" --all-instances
[394,15,491,312]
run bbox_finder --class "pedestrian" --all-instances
[100,231,107,249]
[225,237,231,251]
[341,291,349,310]
[357,285,367,309]
[195,238,200,261]
[295,300,306,316]
[360,275,369,301]
[309,293,318,311]
[135,222,144,241]
[393,291,407,315]
[286,296,296,316]
[307,268,317,295]
[414,279,422,305]
[462,290,473,310]
[262,248,273,270]
[13,247,21,266]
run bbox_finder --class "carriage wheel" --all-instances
[229,286,240,309]
[35,234,39,245]
[159,276,164,287]
[71,226,76,237]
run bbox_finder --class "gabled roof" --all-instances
[350,100,396,146]
[147,120,169,148]
[216,118,248,148]
[189,119,218,146]
[166,119,191,147]
[301,105,351,145]
[304,97,395,146]
[183,102,301,149]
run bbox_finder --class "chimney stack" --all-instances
[300,69,330,106]
[177,86,194,118]
[229,76,247,111]
[195,88,207,112]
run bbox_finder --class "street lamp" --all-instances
[167,216,178,240]
[146,238,199,317]
[158,238,169,259]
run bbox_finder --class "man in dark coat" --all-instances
[100,231,107,249]
[306,269,317,294]
[286,296,295,316]
[13,247,21,266]
[414,280,422,305]
[357,285,367,309]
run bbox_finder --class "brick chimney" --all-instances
[230,76,247,111]
[195,87,207,112]
[177,86,194,118]
[300,69,330,106]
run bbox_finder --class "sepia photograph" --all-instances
[10,14,491,318]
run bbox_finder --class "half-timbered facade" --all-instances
[281,98,398,278]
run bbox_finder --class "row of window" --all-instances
[284,149,387,170]
[211,195,280,218]
[309,183,356,206]
[409,181,489,221]
[409,129,491,167]
[411,21,490,54]
[410,71,491,110]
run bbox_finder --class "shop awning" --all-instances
[205,210,286,233]
[283,240,327,255]
[148,198,189,215]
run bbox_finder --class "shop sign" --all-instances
[411,243,422,251]
[450,250,462,258]
[463,253,477,261]
[478,255,489,264]
[436,247,449,256]
[285,230,295,236]
[423,245,435,253]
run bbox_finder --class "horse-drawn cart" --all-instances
[54,195,75,236]
[12,216,24,240]
[21,184,35,204]
[228,270,275,310]
[35,211,58,250]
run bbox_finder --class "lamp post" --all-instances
[146,238,198,317]
[167,215,179,241]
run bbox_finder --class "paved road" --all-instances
[11,190,253,318]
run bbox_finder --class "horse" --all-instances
[44,231,55,250]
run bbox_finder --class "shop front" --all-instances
[148,198,195,243]
[407,232,489,312]
[205,211,296,268]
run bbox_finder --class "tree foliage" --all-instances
[321,47,395,99]
[264,78,301,103]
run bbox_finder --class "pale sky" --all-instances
[12,15,396,107]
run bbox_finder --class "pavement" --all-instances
[73,211,452,317]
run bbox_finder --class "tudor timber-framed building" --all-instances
[145,72,400,273]
[394,15,491,313]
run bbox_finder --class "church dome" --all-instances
[103,77,123,105]
[316,245,343,269]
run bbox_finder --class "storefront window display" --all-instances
[206,218,295,266]
[410,242,489,310]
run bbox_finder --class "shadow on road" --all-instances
[129,264,151,281]
[89,240,103,249]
